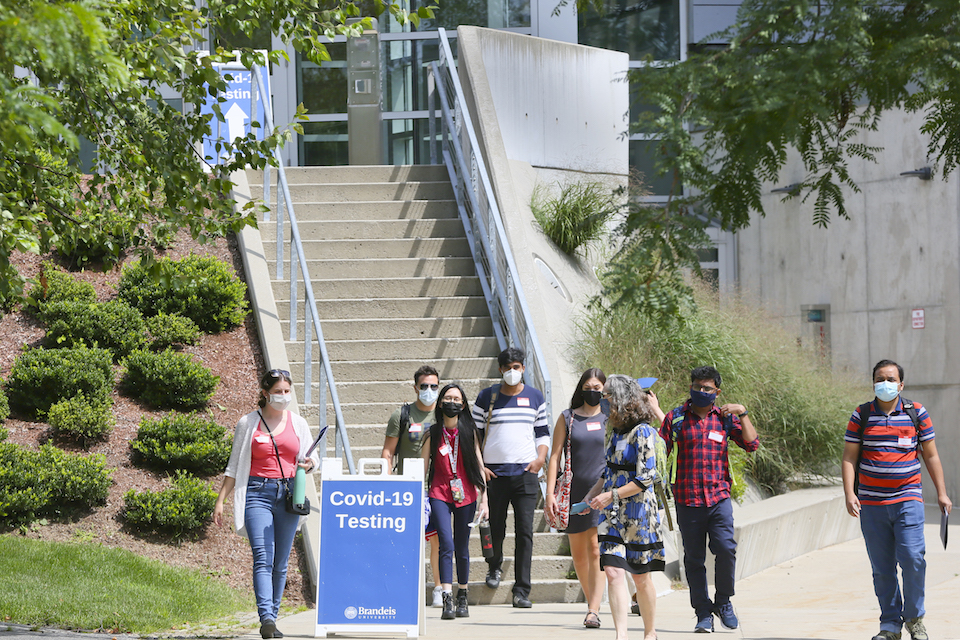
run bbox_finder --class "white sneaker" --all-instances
[432,585,443,608]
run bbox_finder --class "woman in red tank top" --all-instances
[421,383,488,620]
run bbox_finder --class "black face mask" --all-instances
[582,389,602,407]
[441,402,462,418]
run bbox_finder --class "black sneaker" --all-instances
[441,592,455,620]
[485,568,502,589]
[512,594,532,608]
[456,588,469,617]
[259,620,277,639]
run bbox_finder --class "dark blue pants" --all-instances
[429,497,477,586]
[486,472,538,598]
[676,498,737,618]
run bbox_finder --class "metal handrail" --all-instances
[250,64,356,474]
[429,27,554,424]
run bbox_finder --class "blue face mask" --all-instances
[690,389,717,408]
[419,387,439,406]
[874,381,900,402]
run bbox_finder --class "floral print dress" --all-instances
[597,422,665,574]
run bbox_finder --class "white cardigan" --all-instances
[224,409,321,538]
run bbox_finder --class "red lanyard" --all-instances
[442,429,459,478]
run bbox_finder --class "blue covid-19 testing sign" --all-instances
[198,53,270,164]
[315,458,424,638]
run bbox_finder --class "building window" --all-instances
[578,0,680,60]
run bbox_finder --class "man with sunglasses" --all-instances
[381,364,442,606]
[659,366,758,633]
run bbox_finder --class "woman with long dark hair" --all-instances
[213,369,321,639]
[421,383,488,620]
[545,367,607,629]
[584,374,665,640]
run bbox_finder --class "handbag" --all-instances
[259,411,311,516]
[546,410,573,531]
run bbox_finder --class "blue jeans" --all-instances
[429,498,477,586]
[860,500,926,632]
[676,498,737,618]
[245,477,301,623]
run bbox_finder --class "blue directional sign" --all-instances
[315,458,424,638]
[199,55,271,164]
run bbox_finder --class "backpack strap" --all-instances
[392,403,412,473]
[480,387,498,451]
[667,409,684,485]
[900,398,923,452]
[853,401,873,496]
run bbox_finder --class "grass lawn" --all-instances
[0,534,251,634]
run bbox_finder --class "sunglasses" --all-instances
[267,369,291,379]
[419,383,439,391]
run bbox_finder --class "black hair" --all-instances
[258,369,293,408]
[498,347,525,368]
[427,383,486,491]
[414,364,440,386]
[604,374,656,433]
[569,367,606,409]
[872,359,904,383]
[690,365,722,388]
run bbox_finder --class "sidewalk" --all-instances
[263,523,958,640]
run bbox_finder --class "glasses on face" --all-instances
[268,369,291,379]
[442,397,463,405]
[419,383,439,391]
[691,384,718,393]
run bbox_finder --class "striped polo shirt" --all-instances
[472,384,550,476]
[844,398,935,505]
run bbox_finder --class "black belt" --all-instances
[606,462,634,471]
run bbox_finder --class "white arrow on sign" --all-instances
[225,103,248,143]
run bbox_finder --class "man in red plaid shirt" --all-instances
[659,366,759,634]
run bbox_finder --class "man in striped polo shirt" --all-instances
[842,359,953,640]
[472,347,549,608]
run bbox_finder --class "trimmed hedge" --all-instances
[117,254,248,333]
[44,300,148,359]
[25,265,97,322]
[131,412,230,476]
[48,395,115,443]
[121,349,219,409]
[144,312,201,351]
[0,384,8,423]
[5,346,114,418]
[122,471,217,536]
[0,443,112,525]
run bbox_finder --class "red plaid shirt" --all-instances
[659,401,759,507]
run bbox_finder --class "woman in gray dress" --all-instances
[546,367,607,629]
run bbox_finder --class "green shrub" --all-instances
[48,395,115,443]
[25,264,97,322]
[531,181,619,256]
[121,349,219,409]
[131,412,231,475]
[145,312,201,351]
[44,300,148,359]
[5,346,114,418]
[53,202,139,269]
[576,280,867,495]
[122,471,216,535]
[117,254,248,333]
[0,384,8,423]
[0,442,112,525]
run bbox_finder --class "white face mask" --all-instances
[502,368,523,386]
[419,387,439,406]
[268,393,292,410]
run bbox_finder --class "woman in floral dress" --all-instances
[585,374,665,640]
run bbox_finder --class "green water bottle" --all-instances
[293,466,306,506]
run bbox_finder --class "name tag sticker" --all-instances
[616,439,628,452]
[255,435,271,444]
[587,422,602,431]
[517,397,531,407]
[439,444,452,456]
[409,422,423,433]
[898,436,913,447]
[708,430,724,443]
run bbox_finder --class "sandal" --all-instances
[583,611,601,629]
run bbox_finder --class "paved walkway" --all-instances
[263,523,958,640]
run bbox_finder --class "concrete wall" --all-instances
[736,107,960,503]
[455,26,630,407]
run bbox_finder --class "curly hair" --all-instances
[604,374,656,433]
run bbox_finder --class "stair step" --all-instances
[284,317,495,341]
[288,336,499,361]
[291,357,498,383]
[274,276,484,301]
[260,218,466,241]
[296,379,498,410]
[261,200,459,220]
[277,297,491,324]
[263,237,471,261]
[269,257,479,279]
[250,164,449,184]
[250,181,455,202]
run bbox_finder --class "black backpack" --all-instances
[852,399,921,495]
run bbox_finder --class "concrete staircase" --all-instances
[246,164,580,603]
